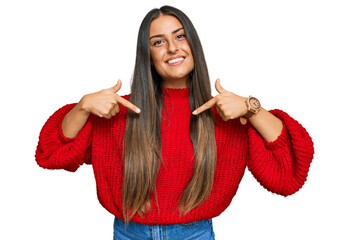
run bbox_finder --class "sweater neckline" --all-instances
[162,87,189,98]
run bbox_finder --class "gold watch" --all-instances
[240,96,261,125]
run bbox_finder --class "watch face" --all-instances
[249,97,261,110]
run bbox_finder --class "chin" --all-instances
[167,74,189,81]
[168,69,192,79]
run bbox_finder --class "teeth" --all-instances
[168,57,184,64]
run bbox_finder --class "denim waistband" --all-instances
[113,217,215,240]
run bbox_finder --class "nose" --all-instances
[167,39,178,53]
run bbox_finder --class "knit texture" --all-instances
[35,88,314,224]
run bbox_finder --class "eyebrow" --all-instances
[149,27,184,40]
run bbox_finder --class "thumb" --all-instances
[215,78,227,94]
[109,79,122,93]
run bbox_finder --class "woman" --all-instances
[35,5,314,240]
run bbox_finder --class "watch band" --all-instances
[243,111,255,119]
[240,96,261,125]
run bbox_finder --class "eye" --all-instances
[152,39,164,46]
[176,34,186,40]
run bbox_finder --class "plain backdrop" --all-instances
[1,0,348,239]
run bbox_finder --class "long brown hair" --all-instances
[122,5,216,224]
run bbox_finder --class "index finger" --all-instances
[116,96,141,113]
[192,98,217,115]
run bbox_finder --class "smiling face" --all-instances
[149,14,194,88]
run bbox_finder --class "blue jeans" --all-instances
[113,217,215,240]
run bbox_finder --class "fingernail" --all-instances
[136,108,141,113]
[192,110,197,115]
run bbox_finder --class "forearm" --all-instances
[248,107,283,142]
[61,101,90,138]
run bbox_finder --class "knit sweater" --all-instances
[35,88,314,224]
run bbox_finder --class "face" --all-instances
[149,14,194,88]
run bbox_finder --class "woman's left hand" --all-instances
[192,78,247,121]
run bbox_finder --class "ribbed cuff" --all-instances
[263,124,289,150]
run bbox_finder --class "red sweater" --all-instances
[35,88,314,224]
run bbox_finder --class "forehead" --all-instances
[149,15,184,35]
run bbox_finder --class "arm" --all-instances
[35,104,93,172]
[193,78,283,142]
[36,80,140,171]
[248,107,283,142]
[192,78,314,195]
[247,109,314,196]
[62,80,140,138]
[61,101,90,139]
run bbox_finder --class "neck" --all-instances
[161,78,189,89]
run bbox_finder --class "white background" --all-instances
[1,0,348,239]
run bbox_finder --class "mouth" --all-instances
[166,57,185,66]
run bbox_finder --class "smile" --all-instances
[166,57,185,65]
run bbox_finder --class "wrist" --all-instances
[240,96,261,125]
[78,95,92,116]
[240,97,249,117]
[248,107,263,121]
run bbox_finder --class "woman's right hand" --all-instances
[80,79,141,119]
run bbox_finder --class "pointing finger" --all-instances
[215,78,227,94]
[116,96,141,114]
[192,97,217,115]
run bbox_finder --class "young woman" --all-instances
[35,5,314,240]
